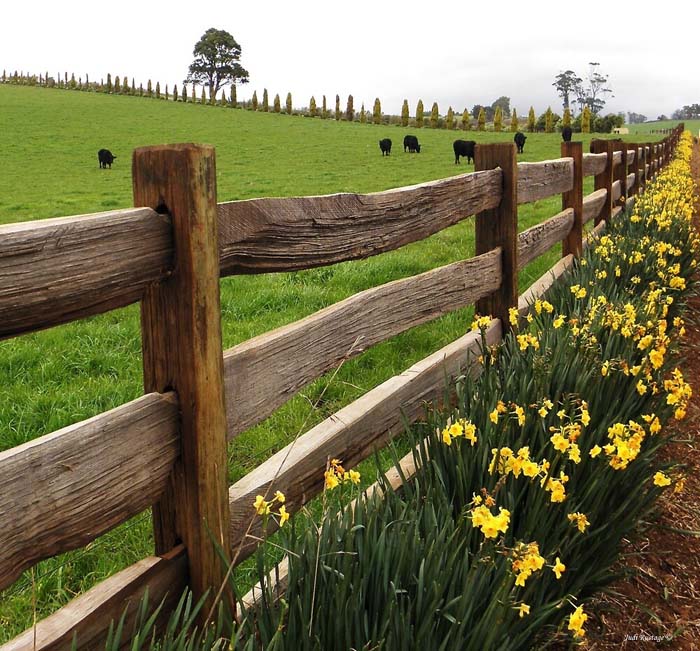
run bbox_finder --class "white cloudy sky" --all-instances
[2,1,697,120]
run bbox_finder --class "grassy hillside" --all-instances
[0,83,661,639]
[625,119,700,136]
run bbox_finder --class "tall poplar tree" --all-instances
[562,107,572,128]
[446,106,454,130]
[477,107,486,131]
[462,108,471,131]
[415,100,424,128]
[430,102,439,128]
[582,106,591,133]
[527,106,536,132]
[494,106,503,132]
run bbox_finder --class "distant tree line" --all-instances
[627,112,647,124]
[0,69,627,133]
[671,104,700,120]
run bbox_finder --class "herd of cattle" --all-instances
[380,125,574,163]
[98,125,576,170]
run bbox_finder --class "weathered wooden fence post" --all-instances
[562,141,583,258]
[474,142,518,329]
[590,139,614,225]
[614,140,627,208]
[632,144,642,197]
[133,144,231,618]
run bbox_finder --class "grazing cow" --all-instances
[403,135,421,153]
[453,139,476,165]
[379,138,392,156]
[514,132,527,153]
[98,149,116,169]
[562,126,573,142]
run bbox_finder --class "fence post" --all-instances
[133,144,231,618]
[474,142,518,329]
[590,139,613,225]
[614,140,627,207]
[562,141,582,258]
[635,144,644,195]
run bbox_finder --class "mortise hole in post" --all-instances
[155,201,168,215]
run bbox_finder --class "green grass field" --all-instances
[0,83,670,640]
[624,118,699,136]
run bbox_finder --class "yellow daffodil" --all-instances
[552,557,566,579]
[653,471,671,487]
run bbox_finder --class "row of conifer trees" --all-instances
[1,69,595,133]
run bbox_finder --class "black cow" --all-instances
[562,126,573,142]
[403,135,421,153]
[379,138,392,156]
[514,132,527,153]
[453,139,476,165]
[98,149,116,169]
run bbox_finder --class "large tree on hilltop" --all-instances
[553,70,581,111]
[185,28,249,101]
[554,64,612,115]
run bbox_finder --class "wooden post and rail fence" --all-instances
[0,124,684,649]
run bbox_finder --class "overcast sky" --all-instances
[2,1,698,120]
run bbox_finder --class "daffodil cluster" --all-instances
[253,490,290,526]
[470,502,511,539]
[439,417,478,446]
[324,458,360,490]
[510,541,546,586]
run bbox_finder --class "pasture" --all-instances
[0,83,669,639]
[625,118,700,136]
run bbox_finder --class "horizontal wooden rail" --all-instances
[582,152,607,177]
[627,149,636,165]
[3,546,188,651]
[517,254,574,317]
[626,173,635,192]
[516,159,573,204]
[228,320,502,561]
[0,392,179,591]
[216,170,502,275]
[582,189,607,225]
[518,208,574,269]
[223,249,502,438]
[611,180,622,203]
[612,150,622,167]
[0,208,172,340]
